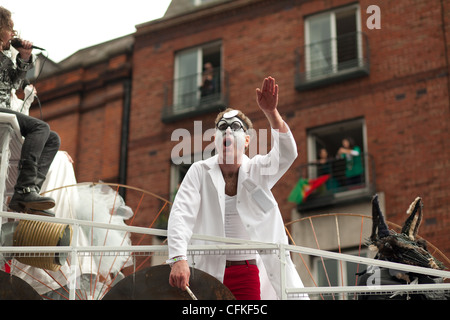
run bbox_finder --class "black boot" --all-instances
[35,171,47,191]
[24,171,55,217]
[8,160,55,213]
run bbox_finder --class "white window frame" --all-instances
[173,42,222,111]
[174,47,202,111]
[307,118,367,163]
[306,118,369,192]
[304,4,362,80]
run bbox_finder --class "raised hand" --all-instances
[256,76,279,113]
[256,76,287,132]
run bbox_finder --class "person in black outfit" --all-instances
[0,6,59,215]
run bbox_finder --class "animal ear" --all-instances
[371,194,389,241]
[401,197,423,240]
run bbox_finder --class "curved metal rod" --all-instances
[285,213,450,268]
[40,181,172,205]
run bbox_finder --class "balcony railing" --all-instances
[291,153,376,211]
[295,32,370,91]
[162,68,228,123]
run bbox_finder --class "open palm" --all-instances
[256,76,278,113]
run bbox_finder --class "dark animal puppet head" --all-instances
[368,194,445,270]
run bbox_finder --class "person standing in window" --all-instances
[337,137,363,187]
[199,62,216,97]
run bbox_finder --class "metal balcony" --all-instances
[162,68,228,123]
[291,153,376,212]
[295,32,370,91]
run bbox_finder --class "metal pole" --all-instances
[68,223,79,300]
[279,244,287,300]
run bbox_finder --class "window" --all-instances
[293,118,375,210]
[314,249,369,300]
[304,4,364,80]
[173,42,222,112]
[306,118,368,193]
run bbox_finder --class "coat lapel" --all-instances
[203,155,252,221]
[204,156,226,218]
[237,155,251,191]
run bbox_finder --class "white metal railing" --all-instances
[1,211,450,300]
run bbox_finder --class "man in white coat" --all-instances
[167,76,307,300]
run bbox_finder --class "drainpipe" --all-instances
[119,78,131,198]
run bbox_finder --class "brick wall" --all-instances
[34,51,131,183]
[130,0,450,257]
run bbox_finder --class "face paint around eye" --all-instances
[216,117,246,132]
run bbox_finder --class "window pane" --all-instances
[200,44,221,99]
[336,9,358,70]
[175,50,199,109]
[304,5,362,82]
[307,14,332,77]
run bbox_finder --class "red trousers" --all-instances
[223,263,261,300]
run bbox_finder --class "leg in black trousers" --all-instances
[0,108,60,214]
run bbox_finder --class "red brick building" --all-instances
[34,0,450,285]
[33,36,133,184]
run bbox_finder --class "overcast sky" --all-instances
[2,0,172,62]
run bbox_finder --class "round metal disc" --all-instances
[102,265,235,300]
[0,270,42,300]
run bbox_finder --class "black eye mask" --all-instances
[216,119,245,132]
[216,110,248,132]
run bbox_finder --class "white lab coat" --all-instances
[168,125,308,299]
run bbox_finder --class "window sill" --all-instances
[296,183,376,212]
[162,96,227,123]
[295,64,370,92]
